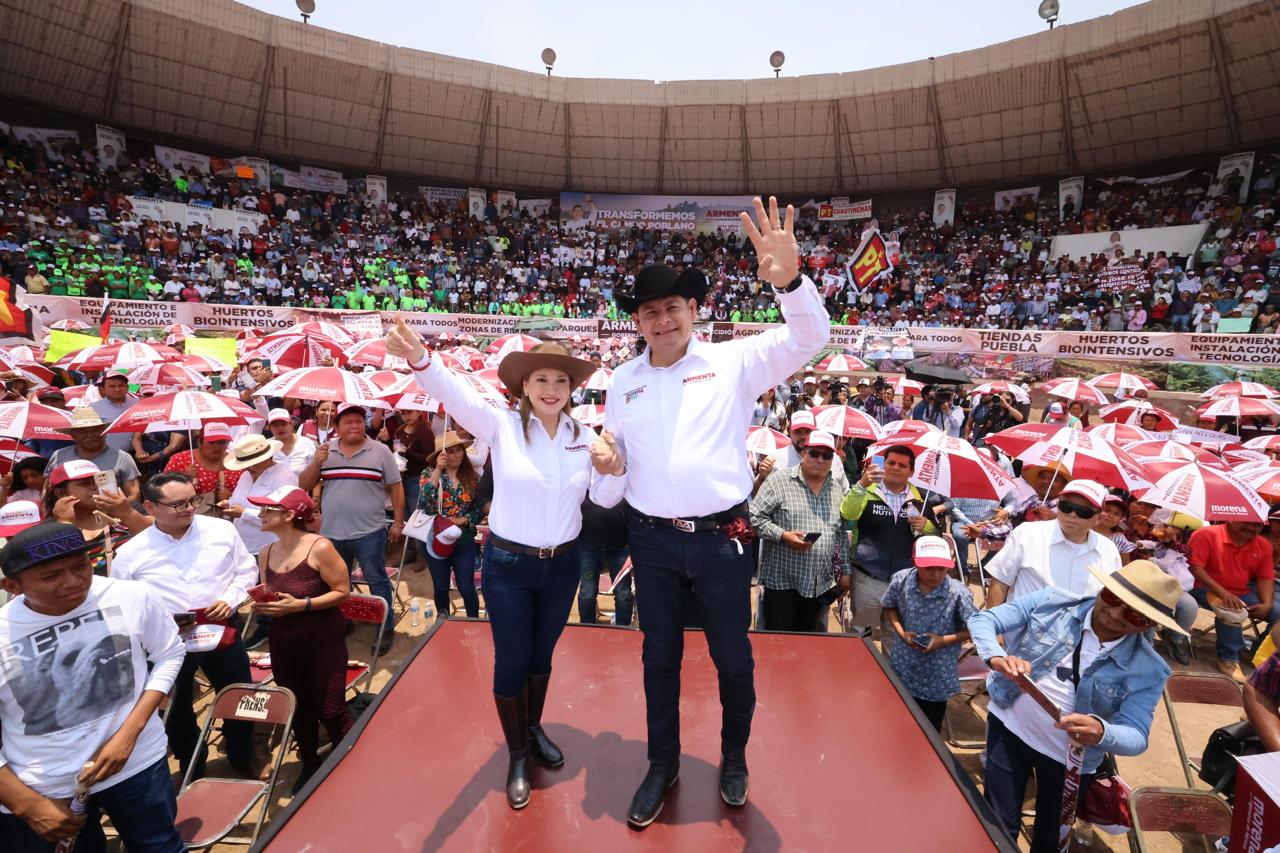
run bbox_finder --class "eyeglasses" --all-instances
[155,497,199,511]
[1057,499,1098,520]
[1099,588,1153,628]
[805,449,834,460]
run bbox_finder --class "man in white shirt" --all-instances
[0,521,185,850]
[111,472,267,781]
[594,197,830,826]
[984,479,1121,607]
[266,409,316,474]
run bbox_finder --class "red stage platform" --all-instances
[255,620,1012,852]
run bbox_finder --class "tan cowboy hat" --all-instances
[62,406,109,431]
[1088,560,1188,636]
[223,434,283,471]
[497,343,595,399]
[425,430,474,466]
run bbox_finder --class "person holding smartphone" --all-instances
[749,431,851,632]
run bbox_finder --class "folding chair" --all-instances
[943,647,991,749]
[349,534,409,618]
[175,683,296,849]
[341,592,389,696]
[247,652,274,686]
[1161,672,1244,788]
[1128,786,1232,853]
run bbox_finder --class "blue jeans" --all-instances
[627,509,756,762]
[0,758,183,852]
[481,540,580,698]
[1191,582,1280,661]
[425,539,479,617]
[332,528,395,629]
[578,543,633,625]
[950,522,971,573]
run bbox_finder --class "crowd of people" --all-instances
[1,130,1279,334]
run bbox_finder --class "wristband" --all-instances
[773,273,804,294]
[304,597,312,612]
[408,351,431,371]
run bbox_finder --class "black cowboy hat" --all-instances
[615,264,708,314]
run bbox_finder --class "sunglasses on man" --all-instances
[1099,588,1153,628]
[805,449,834,461]
[1057,499,1097,520]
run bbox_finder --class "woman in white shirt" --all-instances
[387,316,622,811]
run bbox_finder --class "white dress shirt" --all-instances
[604,276,830,517]
[985,518,1122,602]
[409,358,626,548]
[111,515,258,613]
[226,462,299,555]
[279,434,317,475]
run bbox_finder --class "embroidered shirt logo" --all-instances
[682,371,716,385]
[564,443,589,452]
[624,385,647,404]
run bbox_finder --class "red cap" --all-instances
[247,486,316,522]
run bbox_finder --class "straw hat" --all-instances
[223,434,283,471]
[425,430,474,466]
[496,343,595,399]
[1088,560,1189,635]
[62,406,108,431]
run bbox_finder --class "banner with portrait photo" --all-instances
[558,192,754,235]
[1058,176,1084,219]
[95,125,126,170]
[467,188,487,220]
[299,165,347,194]
[154,144,211,176]
[493,191,517,216]
[365,175,388,207]
[932,189,955,226]
[1214,152,1254,203]
[994,185,1041,212]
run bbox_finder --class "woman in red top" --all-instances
[163,422,242,515]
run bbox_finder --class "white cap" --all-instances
[0,501,42,536]
[913,536,954,569]
[804,430,836,451]
[267,408,292,424]
[436,524,464,546]
[857,378,871,387]
[1059,479,1108,509]
[1047,402,1066,417]
[790,411,816,431]
[202,422,234,441]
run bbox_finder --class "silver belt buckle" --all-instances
[538,546,555,559]
[673,518,696,533]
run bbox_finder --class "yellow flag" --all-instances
[45,330,104,364]
[182,336,239,368]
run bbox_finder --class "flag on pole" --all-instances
[846,229,893,292]
[98,295,111,343]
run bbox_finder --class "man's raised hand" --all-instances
[739,195,800,289]
[386,312,426,364]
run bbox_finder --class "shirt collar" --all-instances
[640,336,707,372]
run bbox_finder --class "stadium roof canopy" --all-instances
[2,0,1278,195]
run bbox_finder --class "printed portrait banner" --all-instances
[123,197,266,235]
[1215,152,1255,204]
[493,191,517,214]
[467,188,487,220]
[818,199,873,221]
[558,192,754,235]
[1048,223,1209,262]
[1058,176,1084,218]
[95,125,126,170]
[932,189,956,227]
[994,186,1041,212]
[19,297,1280,367]
[365,175,388,207]
[154,144,211,176]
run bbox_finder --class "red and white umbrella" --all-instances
[810,404,883,441]
[1243,435,1280,454]
[1196,397,1280,421]
[1088,372,1158,393]
[0,401,74,442]
[885,376,925,396]
[2,345,44,366]
[0,438,38,462]
[127,363,210,388]
[49,319,92,331]
[1121,439,1229,470]
[1200,381,1280,400]
[487,334,541,357]
[104,390,263,433]
[814,354,870,373]
[56,341,180,372]
[60,385,97,406]
[1136,460,1271,523]
[1084,422,1154,444]
[344,338,409,371]
[570,404,606,428]
[1099,400,1179,431]
[475,367,507,393]
[970,381,1030,404]
[1224,448,1273,468]
[237,329,264,341]
[879,419,942,442]
[367,370,410,391]
[1039,378,1109,406]
[386,389,443,415]
[163,323,196,338]
[746,425,790,454]
[445,346,487,370]
[248,333,348,370]
[868,430,1015,501]
[177,354,234,374]
[585,368,613,391]
[275,322,358,347]
[253,367,386,406]
[377,370,506,409]
[986,423,1151,492]
[1238,466,1280,501]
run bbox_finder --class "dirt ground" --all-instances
[164,553,1248,853]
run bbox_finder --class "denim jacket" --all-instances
[968,588,1171,773]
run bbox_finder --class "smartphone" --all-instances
[803,531,822,543]
[210,374,223,392]
[912,633,932,649]
[247,584,279,604]
[92,470,119,495]
[903,503,922,519]
[871,455,885,469]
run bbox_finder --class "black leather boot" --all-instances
[719,749,749,807]
[526,673,564,768]
[494,690,532,809]
[627,759,679,829]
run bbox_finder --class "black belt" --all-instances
[853,564,889,582]
[487,533,577,559]
[631,502,748,534]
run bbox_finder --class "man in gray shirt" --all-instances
[90,370,137,453]
[298,404,403,653]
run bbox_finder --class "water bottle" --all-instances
[410,599,421,627]
[424,601,434,621]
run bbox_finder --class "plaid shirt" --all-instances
[750,466,851,598]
